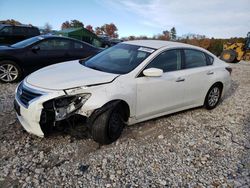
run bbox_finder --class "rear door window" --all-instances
[74,42,84,49]
[35,39,72,50]
[13,27,26,36]
[184,49,207,68]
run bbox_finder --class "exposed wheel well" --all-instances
[0,57,20,64]
[212,82,223,92]
[0,58,24,73]
[103,100,130,121]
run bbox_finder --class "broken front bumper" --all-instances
[14,98,45,137]
[14,82,65,137]
[14,82,92,137]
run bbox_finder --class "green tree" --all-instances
[170,27,176,40]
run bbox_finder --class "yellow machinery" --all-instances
[220,32,250,63]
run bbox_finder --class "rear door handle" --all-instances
[207,71,214,75]
[176,77,185,82]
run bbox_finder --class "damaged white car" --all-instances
[14,40,231,144]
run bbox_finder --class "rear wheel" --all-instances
[204,84,222,110]
[220,50,237,63]
[90,102,127,144]
[0,60,22,83]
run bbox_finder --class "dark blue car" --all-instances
[0,35,101,83]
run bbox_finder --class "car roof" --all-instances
[37,35,82,41]
[123,40,197,49]
[0,24,38,28]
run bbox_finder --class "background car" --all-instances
[98,35,123,48]
[0,35,101,83]
[0,24,40,45]
[98,35,112,48]
[110,38,123,46]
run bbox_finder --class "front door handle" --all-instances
[207,71,214,75]
[176,77,185,82]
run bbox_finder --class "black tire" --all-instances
[204,84,222,110]
[220,50,237,63]
[90,102,127,144]
[0,60,22,83]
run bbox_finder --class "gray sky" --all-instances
[0,0,249,38]
[108,0,250,38]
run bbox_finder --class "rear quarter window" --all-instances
[74,42,92,50]
[27,28,40,36]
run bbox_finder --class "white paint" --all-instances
[15,40,231,137]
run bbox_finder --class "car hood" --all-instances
[26,60,119,90]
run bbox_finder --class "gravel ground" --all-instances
[0,61,250,187]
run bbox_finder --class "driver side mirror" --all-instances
[143,68,163,77]
[31,46,40,53]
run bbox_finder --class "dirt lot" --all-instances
[0,62,250,187]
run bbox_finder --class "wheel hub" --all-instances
[0,64,18,82]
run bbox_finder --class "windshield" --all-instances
[11,36,43,48]
[83,43,154,74]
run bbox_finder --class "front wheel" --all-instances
[90,102,126,144]
[0,60,22,83]
[204,84,222,110]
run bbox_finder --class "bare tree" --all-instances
[43,23,52,34]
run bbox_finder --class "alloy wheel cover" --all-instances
[0,64,18,82]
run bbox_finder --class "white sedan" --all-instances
[14,40,232,144]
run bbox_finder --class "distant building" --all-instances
[57,27,102,47]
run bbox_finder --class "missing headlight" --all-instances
[55,96,79,108]
[53,94,91,121]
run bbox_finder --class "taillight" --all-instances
[225,67,232,75]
